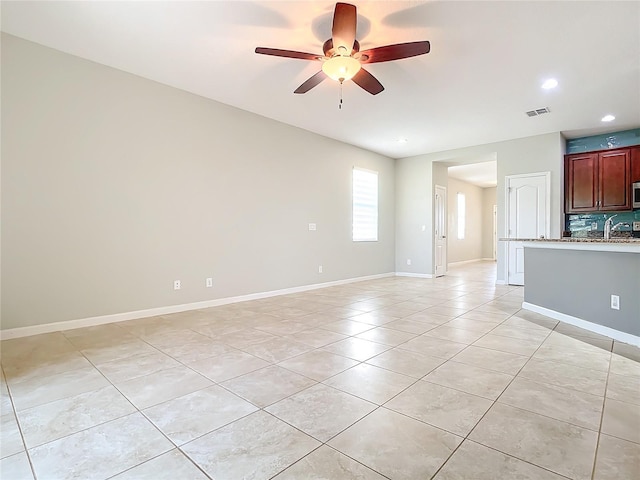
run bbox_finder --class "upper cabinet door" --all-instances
[631,146,640,183]
[565,153,598,213]
[599,149,631,211]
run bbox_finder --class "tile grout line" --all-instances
[406,305,552,479]
[459,324,550,443]
[591,347,614,480]
[459,322,604,479]
[73,349,189,474]
[259,407,393,480]
[32,340,215,479]
[0,363,39,480]
[79,330,277,480]
[240,315,463,479]
[424,314,525,479]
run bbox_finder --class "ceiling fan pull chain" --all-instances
[339,80,343,110]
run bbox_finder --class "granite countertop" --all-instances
[499,238,640,243]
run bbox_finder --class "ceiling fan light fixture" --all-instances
[322,55,361,83]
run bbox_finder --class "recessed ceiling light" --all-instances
[601,114,615,122]
[541,78,558,89]
[398,138,408,143]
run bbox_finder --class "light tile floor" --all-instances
[1,261,639,479]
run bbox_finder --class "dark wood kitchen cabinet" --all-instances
[565,153,598,212]
[565,148,631,213]
[631,146,640,183]
[599,149,631,211]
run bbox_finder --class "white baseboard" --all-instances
[522,302,640,347]
[0,272,395,340]
[395,272,434,279]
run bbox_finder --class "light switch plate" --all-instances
[308,223,316,231]
[611,294,620,310]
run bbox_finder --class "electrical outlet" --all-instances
[205,277,213,288]
[308,223,316,231]
[406,259,412,266]
[611,294,620,310]
[591,222,598,230]
[173,280,181,290]
[318,265,323,274]
[633,221,640,232]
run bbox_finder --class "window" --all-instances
[352,168,378,241]
[457,192,465,239]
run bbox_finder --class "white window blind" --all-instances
[353,168,378,242]
[457,192,466,240]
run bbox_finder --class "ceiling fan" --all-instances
[255,2,430,95]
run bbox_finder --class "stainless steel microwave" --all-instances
[634,182,640,209]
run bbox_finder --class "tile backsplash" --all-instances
[565,128,640,154]
[566,211,640,238]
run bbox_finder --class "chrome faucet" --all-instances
[612,222,631,232]
[603,215,617,240]
[604,215,630,239]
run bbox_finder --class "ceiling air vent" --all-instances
[526,107,551,117]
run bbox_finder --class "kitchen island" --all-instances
[508,238,639,345]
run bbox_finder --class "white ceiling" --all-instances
[448,160,497,188]
[2,1,639,159]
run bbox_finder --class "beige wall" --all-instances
[481,187,497,260]
[446,178,483,263]
[1,35,395,330]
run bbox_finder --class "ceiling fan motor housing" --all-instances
[322,39,360,58]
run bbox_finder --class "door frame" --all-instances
[504,171,551,284]
[493,204,497,260]
[434,184,447,277]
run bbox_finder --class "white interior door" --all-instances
[435,185,447,277]
[506,173,550,285]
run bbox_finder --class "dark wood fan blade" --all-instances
[294,71,327,94]
[359,41,430,64]
[352,68,384,95]
[332,3,357,54]
[255,47,321,61]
